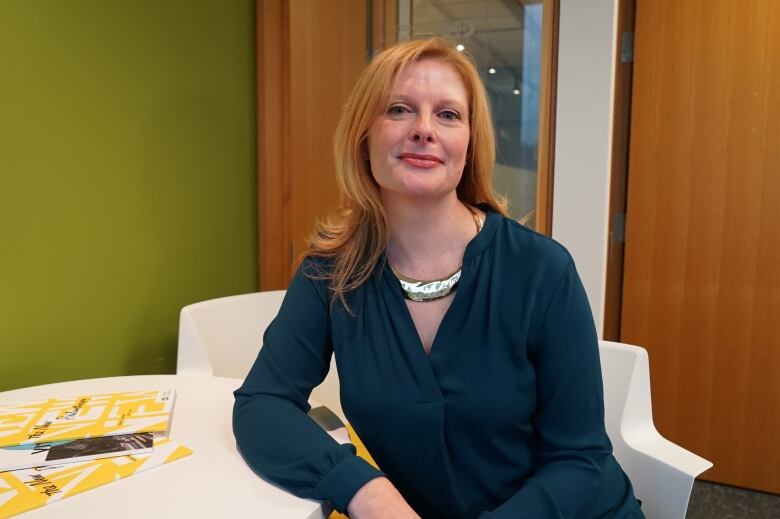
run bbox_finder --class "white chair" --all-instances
[599,340,713,519]
[176,290,344,421]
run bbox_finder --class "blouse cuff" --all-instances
[315,454,384,512]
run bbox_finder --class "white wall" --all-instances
[551,0,618,336]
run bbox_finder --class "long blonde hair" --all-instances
[305,37,507,308]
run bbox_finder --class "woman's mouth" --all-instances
[399,153,443,169]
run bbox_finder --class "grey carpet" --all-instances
[686,480,780,519]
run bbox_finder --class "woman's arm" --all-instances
[232,261,384,514]
[480,256,613,518]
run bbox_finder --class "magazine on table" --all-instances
[0,432,154,473]
[0,389,175,448]
[0,437,191,519]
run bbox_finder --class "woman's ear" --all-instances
[361,142,370,161]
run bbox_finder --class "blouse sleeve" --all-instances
[480,255,612,518]
[232,261,383,513]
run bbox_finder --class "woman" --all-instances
[233,37,643,518]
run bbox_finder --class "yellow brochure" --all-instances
[0,390,175,448]
[0,437,192,518]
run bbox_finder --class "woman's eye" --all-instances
[439,110,460,121]
[388,105,408,115]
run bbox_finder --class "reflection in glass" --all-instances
[401,0,543,229]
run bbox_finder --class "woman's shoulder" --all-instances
[287,255,336,304]
[488,211,574,276]
[298,254,336,279]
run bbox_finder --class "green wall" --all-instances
[0,1,258,391]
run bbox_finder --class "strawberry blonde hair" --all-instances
[304,37,507,308]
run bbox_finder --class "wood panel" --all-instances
[622,0,780,492]
[371,0,397,53]
[257,0,368,289]
[534,0,559,236]
[290,0,368,272]
[288,0,367,272]
[603,0,635,340]
[257,0,291,290]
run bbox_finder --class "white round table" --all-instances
[0,375,327,519]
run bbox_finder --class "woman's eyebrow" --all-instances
[439,99,468,112]
[390,94,468,112]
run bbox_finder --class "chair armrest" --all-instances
[616,426,713,519]
[624,425,713,478]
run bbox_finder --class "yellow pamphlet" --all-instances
[0,437,192,518]
[0,390,175,448]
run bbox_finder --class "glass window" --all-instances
[398,0,545,229]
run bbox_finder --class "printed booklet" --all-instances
[0,437,192,518]
[0,389,175,448]
[0,432,154,473]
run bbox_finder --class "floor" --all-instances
[686,481,780,519]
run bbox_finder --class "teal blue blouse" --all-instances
[233,210,644,518]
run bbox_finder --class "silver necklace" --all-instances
[392,206,483,303]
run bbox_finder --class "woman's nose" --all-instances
[409,113,435,143]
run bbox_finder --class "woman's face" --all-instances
[367,58,470,203]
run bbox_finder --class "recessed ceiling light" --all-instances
[456,44,465,52]
[488,68,496,74]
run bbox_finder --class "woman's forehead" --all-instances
[387,58,469,107]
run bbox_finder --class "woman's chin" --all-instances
[381,185,457,203]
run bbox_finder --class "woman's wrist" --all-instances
[346,477,420,519]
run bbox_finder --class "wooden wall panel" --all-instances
[622,0,780,492]
[257,0,367,289]
[257,0,291,290]
[288,1,367,271]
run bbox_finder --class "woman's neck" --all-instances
[382,193,479,279]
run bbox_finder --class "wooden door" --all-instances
[621,0,780,492]
[257,0,368,289]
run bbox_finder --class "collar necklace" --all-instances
[391,205,483,303]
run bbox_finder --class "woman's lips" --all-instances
[399,154,442,169]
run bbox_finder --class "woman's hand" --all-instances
[346,477,421,519]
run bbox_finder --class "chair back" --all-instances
[177,290,344,419]
[599,340,712,519]
[178,291,286,378]
[599,340,653,456]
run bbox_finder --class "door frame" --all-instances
[603,0,635,339]
[536,0,560,236]
[256,0,292,290]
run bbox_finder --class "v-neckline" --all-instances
[403,295,455,355]
[380,209,497,360]
[388,267,462,358]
